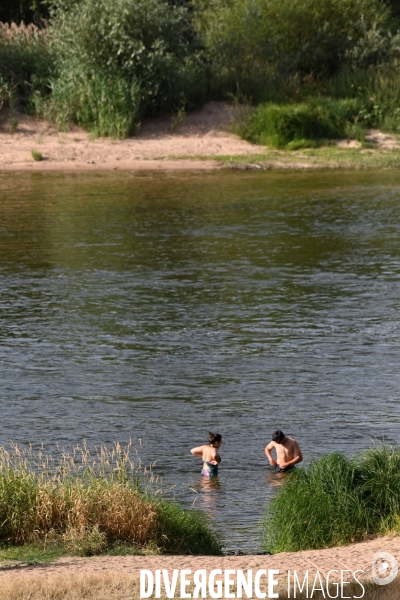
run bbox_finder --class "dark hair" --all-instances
[272,430,285,443]
[208,432,222,445]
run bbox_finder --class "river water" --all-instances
[1,170,400,551]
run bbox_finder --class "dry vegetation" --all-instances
[0,22,47,41]
[0,442,221,556]
[0,571,398,600]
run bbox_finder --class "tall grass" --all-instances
[263,446,400,553]
[47,66,141,138]
[0,442,221,555]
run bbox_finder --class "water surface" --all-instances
[1,170,400,551]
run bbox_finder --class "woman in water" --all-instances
[190,432,222,477]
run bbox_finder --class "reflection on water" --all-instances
[1,170,400,551]
[264,470,288,488]
[193,476,221,518]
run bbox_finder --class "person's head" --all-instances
[272,430,285,444]
[208,432,222,447]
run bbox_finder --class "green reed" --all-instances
[0,442,221,556]
[263,446,400,553]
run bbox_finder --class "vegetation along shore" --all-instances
[0,442,221,559]
[2,0,400,167]
[0,443,399,598]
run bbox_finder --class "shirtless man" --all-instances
[265,430,303,473]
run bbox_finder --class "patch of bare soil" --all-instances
[365,130,400,150]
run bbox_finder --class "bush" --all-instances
[328,66,400,132]
[263,446,400,553]
[50,0,207,118]
[195,0,389,100]
[236,98,365,148]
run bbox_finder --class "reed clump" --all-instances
[0,442,221,556]
[263,445,400,553]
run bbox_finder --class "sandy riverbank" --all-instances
[1,102,400,173]
[0,535,398,596]
[0,102,263,172]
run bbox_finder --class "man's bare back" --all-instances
[265,430,303,473]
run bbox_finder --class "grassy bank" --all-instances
[0,442,221,558]
[171,145,400,171]
[263,445,400,553]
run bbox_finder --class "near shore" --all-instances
[0,535,398,599]
[2,101,400,173]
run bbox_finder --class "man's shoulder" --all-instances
[285,436,297,445]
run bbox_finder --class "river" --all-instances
[1,170,400,551]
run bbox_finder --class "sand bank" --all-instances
[2,102,399,173]
[0,102,263,172]
[1,535,398,584]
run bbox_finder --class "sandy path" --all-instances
[0,102,265,172]
[1,536,399,584]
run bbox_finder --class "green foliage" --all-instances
[2,0,400,142]
[155,499,222,555]
[0,23,54,110]
[346,27,400,69]
[195,0,389,100]
[237,98,365,148]
[48,65,141,138]
[50,0,207,117]
[31,149,43,160]
[328,67,400,132]
[263,446,400,553]
[356,446,400,524]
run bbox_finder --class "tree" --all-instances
[0,0,48,24]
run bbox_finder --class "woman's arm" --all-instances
[190,445,204,458]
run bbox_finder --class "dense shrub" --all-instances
[328,66,400,132]
[236,98,366,148]
[194,0,390,100]
[50,0,207,117]
[263,446,400,553]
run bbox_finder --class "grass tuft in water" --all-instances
[263,445,400,553]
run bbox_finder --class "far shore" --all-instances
[2,101,400,173]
